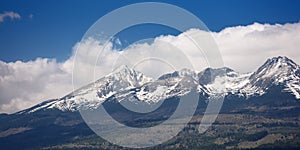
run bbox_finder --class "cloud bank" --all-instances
[0,11,21,23]
[1,22,300,113]
[215,22,300,72]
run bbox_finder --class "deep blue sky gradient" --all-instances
[0,0,299,62]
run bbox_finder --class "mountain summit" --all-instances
[245,56,300,98]
[250,56,299,84]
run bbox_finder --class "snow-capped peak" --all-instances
[264,56,298,69]
[249,56,299,84]
[103,65,152,88]
[109,65,137,79]
[243,56,300,98]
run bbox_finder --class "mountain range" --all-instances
[16,56,300,114]
[1,56,300,149]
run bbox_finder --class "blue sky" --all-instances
[0,0,300,62]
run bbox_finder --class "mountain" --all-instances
[18,65,152,113]
[246,56,300,98]
[1,56,300,149]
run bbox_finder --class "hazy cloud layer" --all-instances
[1,22,300,113]
[0,11,21,22]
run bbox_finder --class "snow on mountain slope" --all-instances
[100,68,205,105]
[205,71,251,95]
[134,75,203,103]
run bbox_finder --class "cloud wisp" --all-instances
[0,11,21,23]
[1,22,300,113]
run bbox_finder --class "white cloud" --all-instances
[0,11,21,23]
[29,14,33,19]
[214,22,300,72]
[1,22,300,113]
[0,59,72,113]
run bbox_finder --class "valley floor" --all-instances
[40,113,300,150]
